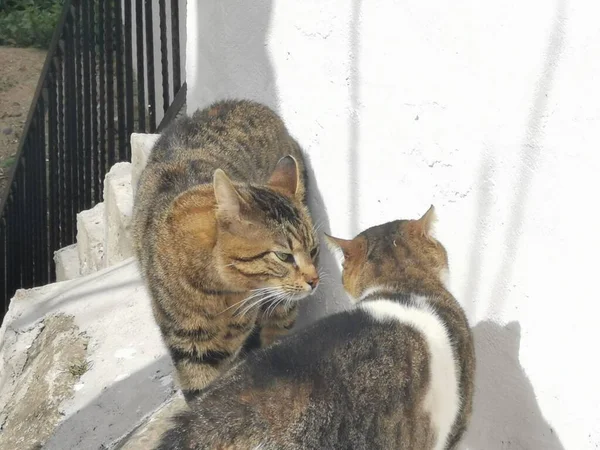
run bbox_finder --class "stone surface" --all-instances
[131,133,159,198]
[77,202,105,276]
[0,314,88,450]
[103,162,134,267]
[54,244,80,282]
[0,258,174,449]
[52,132,158,281]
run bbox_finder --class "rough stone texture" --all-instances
[77,202,106,276]
[103,162,134,267]
[2,133,181,448]
[0,314,88,450]
[54,244,81,282]
[1,259,173,449]
[131,133,160,198]
[51,132,158,282]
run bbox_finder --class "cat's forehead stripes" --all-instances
[246,186,316,252]
[247,187,302,227]
[285,221,316,252]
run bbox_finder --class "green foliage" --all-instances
[0,155,16,169]
[0,0,63,48]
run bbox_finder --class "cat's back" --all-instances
[359,296,461,450]
[177,303,454,449]
[287,296,459,450]
[146,99,301,185]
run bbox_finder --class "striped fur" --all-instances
[156,207,475,449]
[132,100,320,402]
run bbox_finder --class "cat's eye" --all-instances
[274,252,294,263]
[310,247,319,259]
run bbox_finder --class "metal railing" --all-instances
[0,0,185,324]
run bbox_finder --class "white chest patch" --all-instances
[360,297,459,450]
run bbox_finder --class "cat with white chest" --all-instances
[157,206,475,450]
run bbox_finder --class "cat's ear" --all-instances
[324,234,366,262]
[414,205,437,238]
[267,155,300,198]
[213,169,241,218]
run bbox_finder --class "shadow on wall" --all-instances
[471,0,567,317]
[192,1,345,328]
[347,0,362,235]
[295,155,348,331]
[191,0,278,110]
[460,321,564,450]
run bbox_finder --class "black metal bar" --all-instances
[17,160,27,287]
[89,0,99,204]
[29,128,37,286]
[30,112,38,285]
[159,0,170,112]
[4,195,18,313]
[145,0,156,131]
[74,4,84,213]
[135,0,146,131]
[48,67,59,281]
[6,194,18,310]
[21,139,31,287]
[114,0,126,162]
[170,0,181,94]
[0,0,185,324]
[0,0,74,216]
[56,52,66,248]
[34,107,43,284]
[25,145,33,286]
[33,105,44,285]
[0,0,74,317]
[65,14,76,243]
[157,82,186,132]
[98,0,107,186]
[23,133,32,287]
[37,107,45,285]
[105,0,115,169]
[82,0,93,208]
[124,0,134,160]
[39,97,49,285]
[41,102,49,284]
[0,217,6,309]
[6,195,18,311]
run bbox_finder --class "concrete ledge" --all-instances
[0,258,173,449]
[103,162,134,268]
[0,314,88,449]
[54,244,80,282]
[131,133,160,199]
[77,202,105,276]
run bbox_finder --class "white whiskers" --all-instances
[217,287,275,315]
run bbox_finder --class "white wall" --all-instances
[186,1,600,448]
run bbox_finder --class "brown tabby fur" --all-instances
[132,100,320,401]
[157,207,475,450]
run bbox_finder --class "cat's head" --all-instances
[325,206,449,301]
[214,156,320,302]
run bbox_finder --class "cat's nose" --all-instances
[306,275,319,290]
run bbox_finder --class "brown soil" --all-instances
[0,46,47,200]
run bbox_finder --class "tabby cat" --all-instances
[156,206,475,450]
[132,100,320,402]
